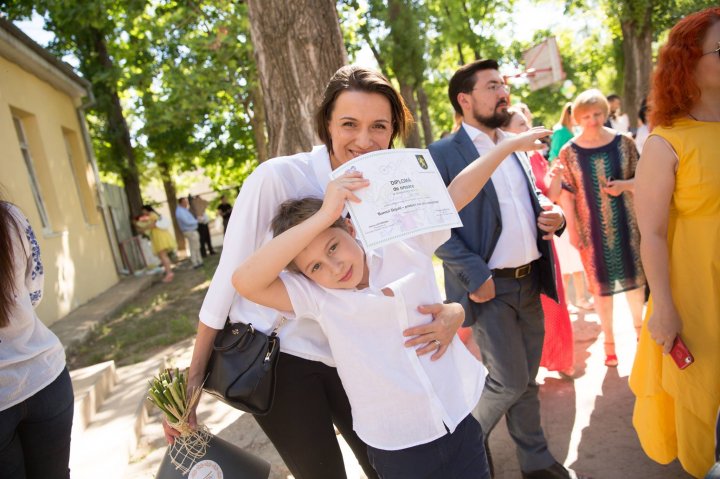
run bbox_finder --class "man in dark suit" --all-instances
[429,59,585,479]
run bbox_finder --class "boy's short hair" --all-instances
[272,197,348,273]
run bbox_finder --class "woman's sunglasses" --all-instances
[702,41,720,58]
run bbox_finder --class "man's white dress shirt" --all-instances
[462,123,541,271]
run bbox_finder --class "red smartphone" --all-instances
[670,335,694,369]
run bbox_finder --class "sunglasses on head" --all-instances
[702,41,720,58]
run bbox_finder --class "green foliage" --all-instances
[506,23,616,128]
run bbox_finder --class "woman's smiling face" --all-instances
[327,91,394,170]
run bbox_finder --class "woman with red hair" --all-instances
[630,7,720,478]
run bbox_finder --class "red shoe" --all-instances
[604,354,618,367]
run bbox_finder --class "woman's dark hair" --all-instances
[448,59,500,115]
[315,65,413,155]
[142,204,159,215]
[0,198,22,327]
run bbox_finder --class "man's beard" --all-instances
[473,102,511,129]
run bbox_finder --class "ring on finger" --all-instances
[432,339,441,348]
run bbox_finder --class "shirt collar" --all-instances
[461,122,507,149]
[310,144,332,192]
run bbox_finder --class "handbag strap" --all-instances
[269,316,286,336]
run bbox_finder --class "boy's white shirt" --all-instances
[199,146,338,366]
[279,229,486,450]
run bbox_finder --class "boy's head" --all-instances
[272,197,368,290]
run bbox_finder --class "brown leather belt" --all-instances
[492,262,533,279]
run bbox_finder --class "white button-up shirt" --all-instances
[280,230,486,450]
[462,123,541,270]
[199,146,337,366]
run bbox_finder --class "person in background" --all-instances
[604,94,630,133]
[429,59,584,479]
[502,108,577,379]
[634,98,650,154]
[189,195,216,257]
[163,65,465,479]
[175,197,203,269]
[549,103,593,313]
[549,103,574,162]
[136,204,176,283]
[216,194,233,234]
[630,7,720,478]
[502,106,575,378]
[0,196,74,478]
[557,89,646,368]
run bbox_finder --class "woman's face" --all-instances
[576,106,606,132]
[504,111,531,134]
[695,21,720,90]
[327,91,394,170]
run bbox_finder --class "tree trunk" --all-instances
[416,86,434,146]
[247,0,347,158]
[620,13,653,131]
[248,83,269,163]
[90,27,143,218]
[159,161,185,251]
[399,83,422,148]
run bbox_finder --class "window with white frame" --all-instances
[13,116,51,229]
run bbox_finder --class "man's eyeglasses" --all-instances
[702,41,720,58]
[471,82,511,94]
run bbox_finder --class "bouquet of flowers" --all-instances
[147,368,270,479]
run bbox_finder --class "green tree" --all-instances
[569,0,717,127]
[4,1,148,217]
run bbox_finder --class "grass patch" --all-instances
[67,253,221,369]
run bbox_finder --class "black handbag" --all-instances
[203,318,283,415]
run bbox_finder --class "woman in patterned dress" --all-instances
[557,89,646,367]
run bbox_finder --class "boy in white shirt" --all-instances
[233,128,550,478]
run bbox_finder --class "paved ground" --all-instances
[126,294,690,478]
[60,262,692,478]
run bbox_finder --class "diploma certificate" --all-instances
[330,149,462,249]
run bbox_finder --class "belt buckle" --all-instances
[515,264,531,279]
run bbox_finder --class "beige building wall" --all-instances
[1,55,118,326]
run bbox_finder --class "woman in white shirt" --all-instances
[163,65,465,479]
[0,198,74,479]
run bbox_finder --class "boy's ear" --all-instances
[344,217,356,236]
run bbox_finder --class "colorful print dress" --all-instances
[557,134,645,296]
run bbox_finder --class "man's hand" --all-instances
[469,276,495,303]
[537,203,564,240]
[403,303,464,361]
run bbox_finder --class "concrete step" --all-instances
[69,355,164,479]
[70,360,117,436]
